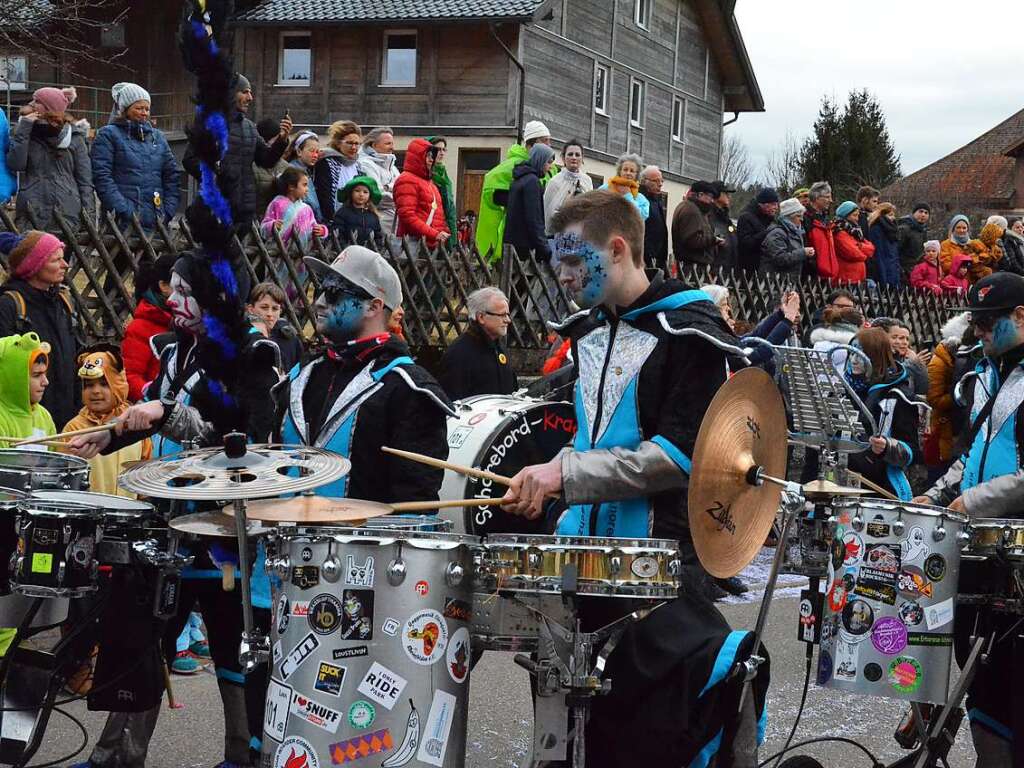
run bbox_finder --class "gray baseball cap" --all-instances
[305,246,402,310]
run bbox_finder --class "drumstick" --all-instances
[846,471,899,501]
[14,421,116,446]
[0,437,66,447]
[382,446,514,487]
[391,498,508,512]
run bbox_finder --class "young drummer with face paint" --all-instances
[501,190,769,768]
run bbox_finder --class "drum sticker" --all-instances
[925,596,954,630]
[468,413,487,426]
[798,598,816,643]
[447,627,470,684]
[357,661,408,710]
[276,735,320,768]
[32,527,57,546]
[31,553,52,574]
[290,691,343,733]
[315,662,346,697]
[309,594,343,636]
[907,632,953,648]
[901,527,928,564]
[276,594,290,634]
[342,590,374,640]
[853,566,898,606]
[841,570,857,593]
[864,543,900,573]
[923,554,946,582]
[865,515,891,538]
[899,600,924,627]
[888,656,923,694]
[898,567,933,599]
[292,566,320,590]
[414,580,429,597]
[348,700,376,730]
[333,645,369,660]
[381,700,420,767]
[834,639,859,681]
[292,601,310,617]
[816,650,833,684]
[830,537,846,570]
[263,679,293,744]
[443,598,472,623]
[871,617,908,655]
[840,598,874,642]
[448,426,473,449]
[826,580,848,613]
[273,640,283,665]
[821,615,840,645]
[301,547,313,563]
[417,689,457,766]
[329,729,393,765]
[344,555,374,588]
[630,556,660,579]
[842,532,864,566]
[403,609,449,665]
[863,662,883,682]
[280,633,320,681]
[382,618,400,637]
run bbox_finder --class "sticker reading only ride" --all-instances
[357,661,408,710]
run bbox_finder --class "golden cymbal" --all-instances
[170,510,273,538]
[802,479,870,501]
[241,495,393,524]
[688,367,788,578]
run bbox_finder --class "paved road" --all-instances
[27,590,977,768]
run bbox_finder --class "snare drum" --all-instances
[11,497,103,597]
[31,491,158,566]
[965,519,1024,561]
[476,534,681,599]
[0,450,89,492]
[818,498,968,704]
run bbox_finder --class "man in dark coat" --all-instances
[897,202,930,279]
[672,180,719,267]
[182,74,291,228]
[710,180,738,269]
[736,188,780,272]
[640,165,669,272]
[504,143,556,260]
[438,286,518,400]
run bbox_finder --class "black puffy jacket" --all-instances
[1000,231,1024,276]
[504,163,550,260]
[332,205,382,247]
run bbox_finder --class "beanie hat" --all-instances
[0,231,64,279]
[793,187,810,197]
[522,120,550,142]
[30,87,69,115]
[835,201,859,220]
[779,198,805,218]
[923,240,940,251]
[912,201,930,214]
[111,82,151,114]
[986,215,1008,230]
[339,175,382,206]
[235,74,252,93]
[755,188,780,204]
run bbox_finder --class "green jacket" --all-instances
[0,332,56,447]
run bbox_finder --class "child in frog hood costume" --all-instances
[0,332,55,448]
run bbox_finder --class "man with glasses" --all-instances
[912,272,1024,764]
[438,286,517,400]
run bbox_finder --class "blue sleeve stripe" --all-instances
[372,355,414,381]
[216,667,245,685]
[688,727,723,768]
[895,439,913,466]
[651,435,692,474]
[699,630,750,697]
[968,707,1013,741]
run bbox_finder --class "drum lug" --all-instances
[957,529,971,544]
[321,555,341,583]
[275,554,291,579]
[445,561,465,587]
[527,550,542,572]
[932,524,946,542]
[668,559,681,577]
[387,557,407,586]
[893,517,906,536]
[62,523,72,544]
[57,561,66,586]
[609,555,622,577]
[851,514,864,532]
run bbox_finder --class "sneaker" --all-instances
[189,639,211,658]
[171,651,201,675]
[715,576,749,596]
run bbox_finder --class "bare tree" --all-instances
[719,131,753,188]
[761,130,803,195]
[0,0,128,76]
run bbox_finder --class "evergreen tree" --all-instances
[798,96,846,190]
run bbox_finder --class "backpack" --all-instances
[3,287,75,335]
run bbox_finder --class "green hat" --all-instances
[338,175,382,206]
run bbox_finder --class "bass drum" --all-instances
[439,395,575,535]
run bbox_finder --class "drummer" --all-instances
[502,190,768,767]
[913,272,1024,764]
[275,245,453,503]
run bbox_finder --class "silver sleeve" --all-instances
[962,469,1024,518]
[882,437,912,468]
[161,401,217,447]
[924,459,964,507]
[561,440,686,505]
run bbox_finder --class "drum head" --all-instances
[32,490,154,520]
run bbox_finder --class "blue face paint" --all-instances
[552,232,610,308]
[316,274,368,343]
[987,315,1020,357]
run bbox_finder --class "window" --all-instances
[278,32,311,86]
[594,64,609,115]
[629,78,645,128]
[0,56,26,91]
[382,31,417,87]
[634,0,651,29]
[672,98,685,142]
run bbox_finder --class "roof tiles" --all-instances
[236,0,545,24]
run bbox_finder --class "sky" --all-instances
[731,0,1021,181]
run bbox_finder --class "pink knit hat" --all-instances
[30,87,69,115]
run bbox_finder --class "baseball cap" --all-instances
[690,180,716,196]
[305,246,402,310]
[958,272,1024,316]
[710,181,736,196]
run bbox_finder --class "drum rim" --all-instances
[31,489,155,514]
[18,498,105,518]
[832,496,969,525]
[481,533,680,549]
[968,518,1024,530]
[282,526,480,544]
[0,450,90,470]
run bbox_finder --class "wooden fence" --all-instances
[0,209,961,372]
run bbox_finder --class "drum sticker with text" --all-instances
[348,700,376,731]
[344,555,374,588]
[871,616,908,655]
[263,678,292,743]
[443,598,472,623]
[382,617,400,636]
[329,730,394,764]
[834,639,859,682]
[925,596,954,630]
[865,515,891,538]
[333,645,369,661]
[888,656,923,694]
[33,527,57,546]
[907,632,953,648]
[840,598,874,642]
[290,690,343,734]
[898,566,933,599]
[280,633,320,681]
[315,662,346,697]
[403,609,448,665]
[341,589,374,640]
[842,532,864,566]
[381,699,419,767]
[292,566,320,590]
[900,527,928,563]
[276,594,290,634]
[447,627,470,684]
[357,661,408,710]
[853,565,897,605]
[309,594,343,636]
[448,426,473,449]
[417,689,457,766]
[276,735,319,768]
[864,543,900,573]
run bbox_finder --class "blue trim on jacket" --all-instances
[651,434,692,474]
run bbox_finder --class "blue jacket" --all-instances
[0,112,13,204]
[91,118,180,229]
[868,221,901,287]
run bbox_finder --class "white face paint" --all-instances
[167,272,204,334]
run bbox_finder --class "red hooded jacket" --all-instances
[805,211,838,280]
[121,298,171,401]
[834,223,875,282]
[394,139,450,248]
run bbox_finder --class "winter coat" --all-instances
[804,211,838,280]
[809,323,859,375]
[313,148,361,223]
[182,111,287,226]
[433,162,458,238]
[867,218,901,286]
[91,118,180,230]
[0,278,80,429]
[896,216,928,277]
[926,313,971,464]
[834,222,875,283]
[261,195,321,246]
[476,143,556,260]
[0,111,15,204]
[709,204,737,269]
[357,148,400,233]
[7,118,94,232]
[394,138,450,249]
[253,157,290,216]
[642,191,669,273]
[0,332,56,447]
[760,218,806,278]
[544,169,593,233]
[121,298,172,401]
[269,319,303,374]
[969,224,1004,281]
[736,198,776,272]
[939,238,983,281]
[598,182,650,220]
[941,253,972,294]
[1000,230,1024,275]
[438,322,518,400]
[671,199,717,266]
[288,160,322,222]
[505,162,551,260]
[332,204,382,247]
[909,259,942,294]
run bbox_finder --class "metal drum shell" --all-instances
[0,450,89,492]
[12,498,104,598]
[965,519,1024,561]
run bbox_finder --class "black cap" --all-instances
[756,187,780,204]
[690,180,716,196]
[959,272,1024,315]
[711,180,736,196]
[912,201,931,214]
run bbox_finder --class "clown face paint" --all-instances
[167,272,204,334]
[552,231,611,308]
[315,275,368,343]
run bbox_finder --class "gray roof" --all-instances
[235,0,547,24]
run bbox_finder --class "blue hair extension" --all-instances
[206,378,235,408]
[209,255,238,299]
[203,313,238,360]
[190,18,219,55]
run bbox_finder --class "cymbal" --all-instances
[170,510,273,538]
[241,495,393,524]
[689,367,788,578]
[802,479,870,501]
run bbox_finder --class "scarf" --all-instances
[142,288,168,311]
[325,333,392,362]
[836,219,865,241]
[609,176,640,196]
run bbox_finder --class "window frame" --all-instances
[634,0,651,29]
[381,29,418,88]
[629,77,645,129]
[277,31,312,87]
[671,97,686,143]
[594,63,609,116]
[0,55,27,91]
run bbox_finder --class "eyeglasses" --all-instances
[483,311,511,320]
